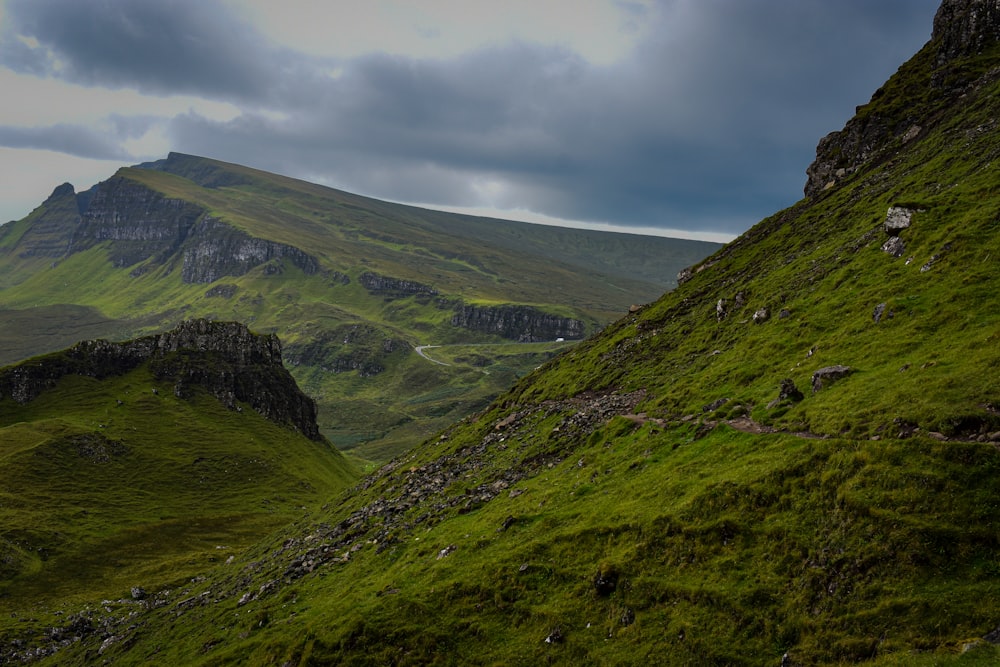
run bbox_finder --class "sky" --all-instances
[0,0,942,243]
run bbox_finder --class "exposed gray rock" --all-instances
[882,236,906,257]
[767,379,804,409]
[716,299,727,321]
[779,309,792,319]
[752,308,770,324]
[779,379,804,402]
[806,0,1000,198]
[0,319,325,441]
[811,365,854,392]
[180,217,318,283]
[873,303,893,323]
[933,0,1000,66]
[67,177,318,283]
[593,566,618,596]
[884,206,914,235]
[921,253,941,272]
[451,304,585,342]
[703,397,730,413]
[359,272,437,297]
[544,628,564,644]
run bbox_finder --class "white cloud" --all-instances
[0,69,242,127]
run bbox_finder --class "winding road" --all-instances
[414,345,451,366]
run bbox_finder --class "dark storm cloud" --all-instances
[164,0,940,234]
[1,0,943,235]
[0,0,300,103]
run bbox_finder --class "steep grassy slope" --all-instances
[5,4,1000,665]
[0,155,719,463]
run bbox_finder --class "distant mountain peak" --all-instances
[45,182,76,202]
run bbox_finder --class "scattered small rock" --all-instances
[752,308,770,324]
[811,365,853,392]
[436,545,456,560]
[544,627,564,644]
[882,236,906,258]
[620,607,635,627]
[873,302,893,323]
[593,564,619,596]
[884,206,913,235]
[779,379,804,402]
[702,397,730,413]
[779,309,791,319]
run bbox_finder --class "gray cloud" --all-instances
[0,122,137,160]
[1,0,943,235]
[0,0,301,103]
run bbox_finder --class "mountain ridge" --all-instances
[0,152,719,461]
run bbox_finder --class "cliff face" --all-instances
[0,319,324,441]
[934,0,1000,63]
[71,176,204,268]
[359,272,438,298]
[67,176,318,282]
[180,216,318,283]
[7,183,81,259]
[451,304,585,342]
[804,0,1000,197]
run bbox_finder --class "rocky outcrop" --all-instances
[0,319,324,440]
[180,216,318,283]
[451,304,585,342]
[70,176,204,268]
[67,176,318,283]
[359,272,438,298]
[805,0,1000,197]
[933,0,1000,65]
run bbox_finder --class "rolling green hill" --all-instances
[0,320,356,615]
[0,155,718,464]
[4,1,1000,665]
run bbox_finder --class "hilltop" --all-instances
[4,0,1000,664]
[0,154,718,462]
[0,319,355,615]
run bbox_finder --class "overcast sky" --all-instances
[0,0,941,242]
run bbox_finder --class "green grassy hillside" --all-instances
[5,5,1000,665]
[0,155,718,463]
[0,324,356,616]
